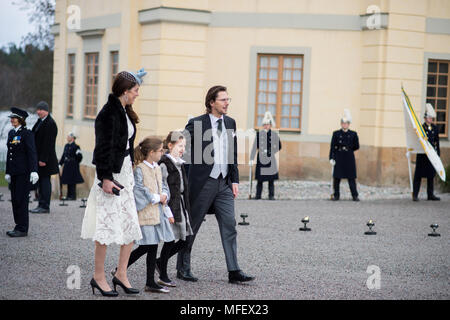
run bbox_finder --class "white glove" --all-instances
[330,159,336,166]
[5,174,11,184]
[30,172,39,185]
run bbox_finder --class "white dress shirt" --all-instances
[208,113,229,179]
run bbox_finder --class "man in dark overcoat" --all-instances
[30,101,59,214]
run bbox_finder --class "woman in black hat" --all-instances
[4,107,39,237]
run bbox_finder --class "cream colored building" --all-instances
[51,0,450,193]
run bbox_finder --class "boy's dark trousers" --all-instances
[256,180,274,199]
[67,184,76,199]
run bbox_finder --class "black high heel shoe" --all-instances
[90,278,119,297]
[112,276,140,294]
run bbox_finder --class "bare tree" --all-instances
[14,0,55,49]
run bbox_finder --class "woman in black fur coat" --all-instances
[81,69,147,297]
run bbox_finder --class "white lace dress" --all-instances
[80,113,142,245]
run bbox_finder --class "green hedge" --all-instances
[0,171,8,187]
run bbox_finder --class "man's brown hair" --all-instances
[204,85,227,114]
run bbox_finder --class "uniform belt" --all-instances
[336,146,349,151]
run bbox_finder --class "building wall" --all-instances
[51,0,450,194]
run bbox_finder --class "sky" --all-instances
[0,0,35,48]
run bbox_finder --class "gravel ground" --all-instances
[238,179,438,200]
[0,183,449,300]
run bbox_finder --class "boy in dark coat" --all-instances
[59,132,84,200]
[329,109,360,201]
[250,111,282,200]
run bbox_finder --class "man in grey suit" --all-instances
[177,85,255,284]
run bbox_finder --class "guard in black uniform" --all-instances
[413,103,440,201]
[59,132,84,200]
[4,108,39,237]
[250,111,282,200]
[329,109,360,201]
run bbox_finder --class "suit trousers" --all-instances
[38,175,52,210]
[10,174,30,232]
[177,176,240,273]
[334,178,358,199]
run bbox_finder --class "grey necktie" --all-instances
[217,119,222,136]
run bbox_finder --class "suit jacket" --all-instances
[92,94,137,181]
[5,126,38,176]
[32,115,59,176]
[183,113,239,210]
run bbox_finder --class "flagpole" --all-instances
[248,160,253,199]
[406,151,413,199]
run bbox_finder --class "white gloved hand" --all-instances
[5,174,11,184]
[330,159,336,166]
[30,172,39,185]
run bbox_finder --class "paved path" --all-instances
[1,186,449,300]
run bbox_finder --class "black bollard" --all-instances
[299,216,311,231]
[428,224,440,237]
[0,193,4,202]
[60,197,68,206]
[238,214,249,226]
[364,220,377,235]
[80,198,87,208]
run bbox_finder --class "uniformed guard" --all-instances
[250,111,282,200]
[412,103,440,201]
[329,109,360,201]
[4,107,39,237]
[59,132,84,200]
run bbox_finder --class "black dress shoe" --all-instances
[427,195,440,201]
[30,207,50,214]
[112,276,139,294]
[177,270,198,282]
[352,197,360,202]
[90,278,118,297]
[268,196,275,200]
[412,196,419,202]
[6,230,28,237]
[228,270,255,284]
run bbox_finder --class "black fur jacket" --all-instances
[92,94,136,181]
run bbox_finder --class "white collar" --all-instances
[167,153,185,164]
[209,113,224,123]
[14,125,22,132]
[143,160,157,169]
